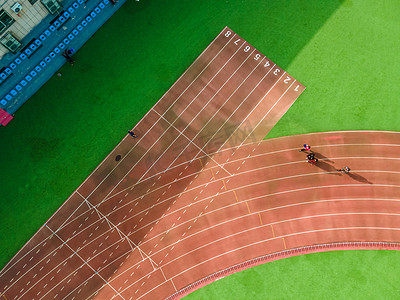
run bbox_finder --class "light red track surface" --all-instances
[3,27,399,300]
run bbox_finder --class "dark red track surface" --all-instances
[4,28,399,300]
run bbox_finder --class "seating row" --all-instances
[0,0,111,106]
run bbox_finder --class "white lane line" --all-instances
[103,142,400,204]
[2,132,400,278]
[165,49,260,169]
[239,80,295,146]
[152,110,232,176]
[44,225,125,300]
[4,147,400,289]
[191,66,282,160]
[132,40,247,184]
[83,33,238,206]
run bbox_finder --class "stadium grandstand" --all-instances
[0,0,126,125]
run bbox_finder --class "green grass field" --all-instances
[1,0,399,298]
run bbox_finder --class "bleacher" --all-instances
[0,0,126,124]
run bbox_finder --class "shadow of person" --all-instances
[347,172,373,184]
[312,151,334,163]
[315,160,341,175]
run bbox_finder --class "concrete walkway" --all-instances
[0,0,127,117]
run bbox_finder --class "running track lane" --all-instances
[2,132,400,299]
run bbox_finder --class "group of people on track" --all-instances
[300,144,350,173]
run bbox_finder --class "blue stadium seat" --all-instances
[20,80,27,86]
[10,90,17,96]
[40,61,46,68]
[35,66,41,72]
[90,12,96,18]
[73,2,79,8]
[20,53,27,60]
[25,75,32,81]
[49,52,56,58]
[104,0,109,4]
[68,7,74,13]
[30,71,37,77]
[78,0,84,3]
[45,56,51,62]
[49,25,56,31]
[63,38,70,44]
[35,39,41,46]
[30,44,36,51]
[95,7,101,13]
[77,25,83,31]
[54,21,61,28]
[68,34,74,40]
[99,3,105,9]
[0,100,7,106]
[63,12,70,18]
[4,68,11,74]
[10,63,17,69]
[0,73,6,79]
[59,16,65,23]
[82,20,88,26]
[40,34,46,41]
[5,94,12,101]
[15,58,21,64]
[73,29,79,35]
[59,43,65,49]
[15,85,22,91]
[44,29,51,36]
[25,49,32,56]
[54,47,60,53]
[86,16,92,22]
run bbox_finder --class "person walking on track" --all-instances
[128,130,137,138]
[299,144,311,152]
[306,152,315,161]
[307,158,318,165]
[337,166,351,173]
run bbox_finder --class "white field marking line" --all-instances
[153,110,232,176]
[67,192,400,292]
[5,151,399,285]
[15,220,126,298]
[42,248,132,300]
[91,37,244,211]
[166,226,400,282]
[74,32,238,205]
[214,70,286,153]
[134,27,228,128]
[138,226,400,300]
[100,164,400,242]
[49,164,398,274]
[102,142,400,204]
[59,249,134,300]
[83,197,158,269]
[191,65,281,161]
[5,145,398,286]
[86,265,158,300]
[44,225,125,300]
[54,192,90,234]
[160,211,400,271]
[240,80,295,146]
[218,77,292,152]
[166,49,261,169]
[132,41,247,185]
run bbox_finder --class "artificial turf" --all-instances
[0,0,399,298]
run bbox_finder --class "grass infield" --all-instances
[1,0,399,298]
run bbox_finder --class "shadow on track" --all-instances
[347,172,373,184]
[315,160,341,175]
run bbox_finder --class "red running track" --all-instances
[7,27,400,300]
